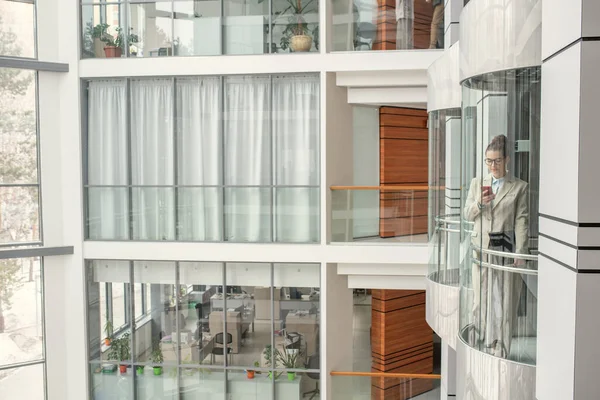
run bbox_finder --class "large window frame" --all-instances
[86,260,322,400]
[79,0,320,59]
[82,74,321,243]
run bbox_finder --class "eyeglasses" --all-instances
[484,158,504,166]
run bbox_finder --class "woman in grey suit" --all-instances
[464,134,529,358]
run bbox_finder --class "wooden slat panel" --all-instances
[380,126,428,140]
[380,114,428,129]
[380,107,428,117]
[413,0,434,50]
[371,289,433,400]
[380,139,428,184]
[380,196,428,219]
[372,291,425,312]
[379,215,427,237]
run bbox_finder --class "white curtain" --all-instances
[87,80,128,239]
[130,78,175,240]
[224,76,271,242]
[176,77,223,241]
[273,74,320,242]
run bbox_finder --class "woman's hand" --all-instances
[480,193,495,206]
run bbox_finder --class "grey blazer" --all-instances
[463,174,529,254]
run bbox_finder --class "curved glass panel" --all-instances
[428,108,461,286]
[459,67,540,365]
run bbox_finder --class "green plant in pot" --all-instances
[88,23,139,58]
[279,0,316,52]
[103,319,113,347]
[150,343,164,376]
[106,332,131,374]
[262,346,283,380]
[136,365,145,375]
[277,350,299,381]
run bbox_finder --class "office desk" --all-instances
[91,370,303,400]
[280,299,318,312]
[285,312,319,356]
[210,294,254,311]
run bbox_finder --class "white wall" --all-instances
[352,106,380,238]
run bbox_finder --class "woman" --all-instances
[463,134,529,358]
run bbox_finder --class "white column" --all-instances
[38,0,86,399]
[323,263,354,399]
[440,341,456,399]
[538,1,600,399]
[444,0,463,48]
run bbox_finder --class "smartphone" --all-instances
[481,186,492,197]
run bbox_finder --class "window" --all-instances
[0,0,36,59]
[84,74,320,243]
[0,257,46,399]
[81,0,319,58]
[86,260,321,400]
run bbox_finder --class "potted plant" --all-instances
[103,319,113,346]
[277,350,299,380]
[89,23,139,58]
[106,332,131,373]
[150,343,164,376]
[136,365,145,375]
[246,361,260,379]
[279,0,316,52]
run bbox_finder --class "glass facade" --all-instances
[428,108,461,285]
[0,257,46,399]
[87,260,320,400]
[331,0,444,51]
[0,67,41,246]
[84,73,320,243]
[81,0,319,58]
[0,0,36,59]
[459,67,540,364]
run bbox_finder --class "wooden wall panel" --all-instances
[414,1,435,49]
[380,139,428,184]
[371,290,434,400]
[379,107,428,237]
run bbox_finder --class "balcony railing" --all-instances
[330,371,441,399]
[331,185,429,244]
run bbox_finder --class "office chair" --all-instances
[210,332,234,365]
[355,22,376,51]
[303,353,320,399]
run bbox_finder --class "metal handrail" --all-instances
[472,258,538,276]
[437,227,460,233]
[330,371,441,379]
[476,246,539,262]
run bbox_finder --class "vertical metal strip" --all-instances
[270,263,275,398]
[129,261,137,399]
[268,0,272,53]
[171,0,175,56]
[219,0,224,55]
[126,79,134,239]
[270,75,275,242]
[175,262,181,400]
[222,263,228,397]
[173,77,178,240]
[34,73,43,243]
[221,77,226,241]
[122,1,129,57]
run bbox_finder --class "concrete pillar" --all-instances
[440,341,456,399]
[537,1,600,399]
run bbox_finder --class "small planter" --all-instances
[104,338,111,346]
[290,35,312,52]
[136,366,145,375]
[153,367,163,376]
[247,370,255,379]
[287,372,296,381]
[104,46,123,58]
[119,365,127,374]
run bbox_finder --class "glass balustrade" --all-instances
[331,186,429,244]
[331,0,445,51]
[331,372,441,400]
